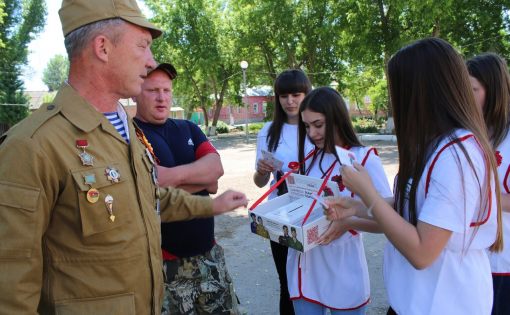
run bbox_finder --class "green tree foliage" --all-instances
[42,91,56,103]
[367,78,388,119]
[342,64,383,115]
[229,0,346,86]
[145,0,510,122]
[0,0,46,127]
[146,0,238,134]
[335,0,510,115]
[42,54,69,91]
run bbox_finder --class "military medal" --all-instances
[105,194,115,222]
[83,174,99,203]
[105,167,120,183]
[86,189,100,203]
[76,139,94,166]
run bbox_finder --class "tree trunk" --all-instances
[201,104,209,127]
[207,103,223,137]
[377,0,393,125]
[432,18,440,37]
[355,98,363,116]
[208,76,229,136]
[212,92,227,129]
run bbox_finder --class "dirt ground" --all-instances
[210,133,399,315]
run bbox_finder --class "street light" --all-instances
[240,60,249,141]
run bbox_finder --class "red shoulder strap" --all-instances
[424,134,491,227]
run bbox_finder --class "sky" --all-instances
[23,0,150,91]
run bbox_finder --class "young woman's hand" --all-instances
[324,197,363,221]
[317,220,348,245]
[256,158,276,176]
[254,158,276,187]
[341,162,376,198]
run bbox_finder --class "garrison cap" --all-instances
[148,63,178,80]
[59,0,162,39]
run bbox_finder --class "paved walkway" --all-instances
[211,133,399,315]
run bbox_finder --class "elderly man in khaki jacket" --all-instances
[0,0,247,314]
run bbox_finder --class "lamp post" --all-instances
[240,60,249,141]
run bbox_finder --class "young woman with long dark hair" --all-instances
[288,87,391,315]
[327,38,503,315]
[254,69,312,314]
[467,52,510,315]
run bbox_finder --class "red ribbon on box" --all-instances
[250,149,336,226]
[249,149,316,212]
[250,149,357,235]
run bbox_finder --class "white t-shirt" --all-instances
[384,130,497,315]
[489,131,510,274]
[287,146,392,309]
[255,122,313,200]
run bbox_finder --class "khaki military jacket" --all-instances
[0,84,213,315]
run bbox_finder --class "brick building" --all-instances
[205,86,272,125]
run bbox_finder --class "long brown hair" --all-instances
[297,87,362,175]
[467,53,510,148]
[388,38,503,251]
[267,69,312,152]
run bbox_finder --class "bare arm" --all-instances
[178,182,218,194]
[325,196,394,221]
[253,158,274,188]
[338,163,452,270]
[346,216,383,233]
[362,191,451,269]
[317,216,383,245]
[157,153,223,189]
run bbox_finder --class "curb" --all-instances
[358,133,397,142]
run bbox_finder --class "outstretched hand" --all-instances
[324,197,361,221]
[212,190,248,215]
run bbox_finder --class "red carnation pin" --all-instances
[323,186,334,196]
[288,161,299,171]
[496,151,503,167]
[331,174,346,192]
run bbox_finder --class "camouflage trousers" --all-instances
[161,244,240,315]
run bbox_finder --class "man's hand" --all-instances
[212,190,248,215]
